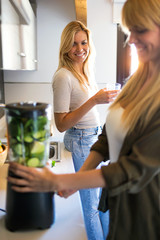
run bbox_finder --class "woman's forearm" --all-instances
[56,169,106,192]
[79,151,104,171]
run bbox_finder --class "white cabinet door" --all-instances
[1,0,37,70]
[1,0,21,70]
[1,24,22,70]
[18,2,37,70]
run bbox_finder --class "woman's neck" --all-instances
[63,64,84,76]
[148,59,160,78]
[72,62,84,74]
[140,61,157,92]
[148,62,154,79]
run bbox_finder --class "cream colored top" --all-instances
[52,68,100,129]
[105,106,128,163]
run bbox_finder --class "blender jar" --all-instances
[5,102,52,167]
[5,102,55,232]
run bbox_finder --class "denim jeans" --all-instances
[64,127,109,240]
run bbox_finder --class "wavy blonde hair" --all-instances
[56,21,96,90]
[110,0,160,133]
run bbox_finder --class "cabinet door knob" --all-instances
[18,52,26,57]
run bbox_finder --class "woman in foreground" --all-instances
[8,0,160,239]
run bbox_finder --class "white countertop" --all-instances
[0,143,87,240]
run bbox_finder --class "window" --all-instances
[130,44,139,75]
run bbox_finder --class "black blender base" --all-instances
[5,172,55,231]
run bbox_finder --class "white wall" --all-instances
[4,0,118,138]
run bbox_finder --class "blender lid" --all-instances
[5,102,51,111]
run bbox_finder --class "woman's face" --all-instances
[68,31,89,66]
[128,23,160,65]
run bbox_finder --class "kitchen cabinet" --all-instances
[0,0,37,70]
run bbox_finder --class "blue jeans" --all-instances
[64,127,109,240]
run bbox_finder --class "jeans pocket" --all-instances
[64,132,72,152]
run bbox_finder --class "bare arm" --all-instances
[8,162,106,193]
[79,150,104,171]
[55,88,119,132]
[57,169,106,191]
[57,150,105,197]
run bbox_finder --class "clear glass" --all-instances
[5,102,51,167]
[106,83,121,90]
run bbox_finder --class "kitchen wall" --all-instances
[4,0,118,141]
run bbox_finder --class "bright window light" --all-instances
[130,44,139,75]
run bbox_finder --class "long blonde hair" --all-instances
[57,21,96,89]
[110,0,160,133]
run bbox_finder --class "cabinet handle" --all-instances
[18,52,26,57]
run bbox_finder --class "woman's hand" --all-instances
[58,189,76,198]
[93,88,120,104]
[8,162,58,193]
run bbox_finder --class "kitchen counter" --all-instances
[0,143,87,240]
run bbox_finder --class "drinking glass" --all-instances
[106,83,121,90]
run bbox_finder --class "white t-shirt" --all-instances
[105,106,128,163]
[52,68,100,129]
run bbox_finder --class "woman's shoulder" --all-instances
[53,68,72,84]
[53,68,71,78]
[52,68,75,90]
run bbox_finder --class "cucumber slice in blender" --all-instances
[13,143,23,156]
[24,135,33,143]
[27,158,40,167]
[32,131,42,139]
[30,141,45,160]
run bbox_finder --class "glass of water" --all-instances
[106,83,121,90]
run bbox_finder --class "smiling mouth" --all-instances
[75,52,85,57]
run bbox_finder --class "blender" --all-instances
[4,102,55,231]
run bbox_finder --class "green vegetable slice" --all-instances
[27,158,40,167]
[33,131,42,139]
[24,135,33,143]
[30,141,45,160]
[32,130,46,140]
[14,143,23,156]
[31,141,45,154]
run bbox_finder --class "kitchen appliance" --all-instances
[49,141,61,162]
[3,102,55,231]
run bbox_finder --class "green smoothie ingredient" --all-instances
[8,114,50,167]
